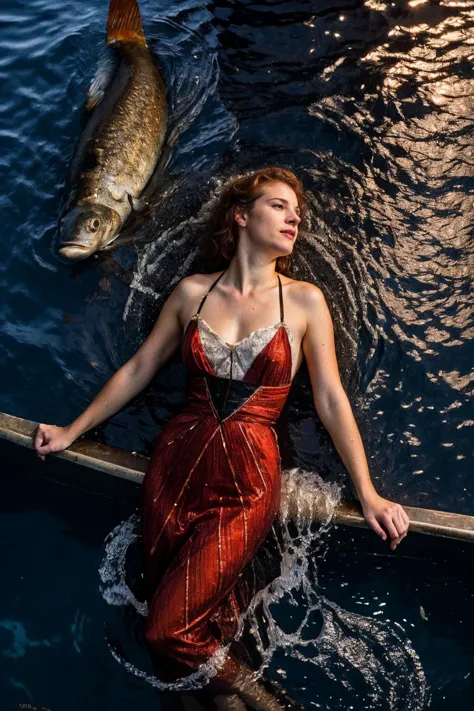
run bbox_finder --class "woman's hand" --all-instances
[34,424,76,461]
[361,494,410,550]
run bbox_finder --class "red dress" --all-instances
[140,271,293,682]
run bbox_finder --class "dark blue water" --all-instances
[1,0,474,708]
[0,441,161,710]
[1,440,473,710]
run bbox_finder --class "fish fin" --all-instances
[85,49,116,112]
[131,144,175,208]
[106,0,146,46]
[101,229,149,249]
[128,194,147,212]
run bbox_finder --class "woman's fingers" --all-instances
[37,442,52,455]
[35,441,51,460]
[34,424,63,460]
[364,498,410,550]
[34,424,48,460]
[381,513,399,542]
[34,424,46,450]
[394,507,410,538]
[366,516,387,541]
[390,535,402,551]
[392,511,405,538]
[390,529,408,551]
[401,508,411,531]
[396,508,408,534]
[384,506,410,549]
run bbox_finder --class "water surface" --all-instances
[1,1,473,707]
[1,0,472,514]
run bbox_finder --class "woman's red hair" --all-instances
[201,167,306,276]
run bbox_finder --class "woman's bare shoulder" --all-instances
[283,279,331,344]
[280,275,326,308]
[175,271,224,298]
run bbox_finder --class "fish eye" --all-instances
[89,218,101,232]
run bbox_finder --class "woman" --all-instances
[34,167,409,709]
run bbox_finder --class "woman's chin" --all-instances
[252,240,294,260]
[276,244,294,258]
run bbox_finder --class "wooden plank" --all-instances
[0,411,147,484]
[1,411,473,542]
[334,499,474,543]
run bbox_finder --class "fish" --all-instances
[58,0,168,261]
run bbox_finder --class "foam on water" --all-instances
[98,469,430,707]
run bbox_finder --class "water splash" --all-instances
[122,175,232,326]
[98,513,147,616]
[98,469,430,707]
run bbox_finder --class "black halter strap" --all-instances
[196,270,227,315]
[197,270,284,322]
[277,274,284,323]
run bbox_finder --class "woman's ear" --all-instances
[234,208,247,227]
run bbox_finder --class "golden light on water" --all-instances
[364,1,389,10]
[309,0,474,395]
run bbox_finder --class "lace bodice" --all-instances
[195,316,295,380]
[184,269,294,384]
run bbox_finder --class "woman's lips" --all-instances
[280,230,296,240]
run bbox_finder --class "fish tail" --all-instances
[106,0,146,46]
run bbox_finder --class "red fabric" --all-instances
[140,317,292,681]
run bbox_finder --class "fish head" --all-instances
[58,204,122,261]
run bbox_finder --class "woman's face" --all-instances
[236,181,302,257]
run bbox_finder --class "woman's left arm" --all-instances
[301,284,410,550]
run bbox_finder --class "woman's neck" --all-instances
[223,256,278,295]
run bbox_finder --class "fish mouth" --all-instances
[58,243,97,261]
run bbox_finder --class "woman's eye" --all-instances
[273,203,284,209]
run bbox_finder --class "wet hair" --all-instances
[201,167,306,276]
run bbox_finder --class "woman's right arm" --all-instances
[34,278,195,459]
